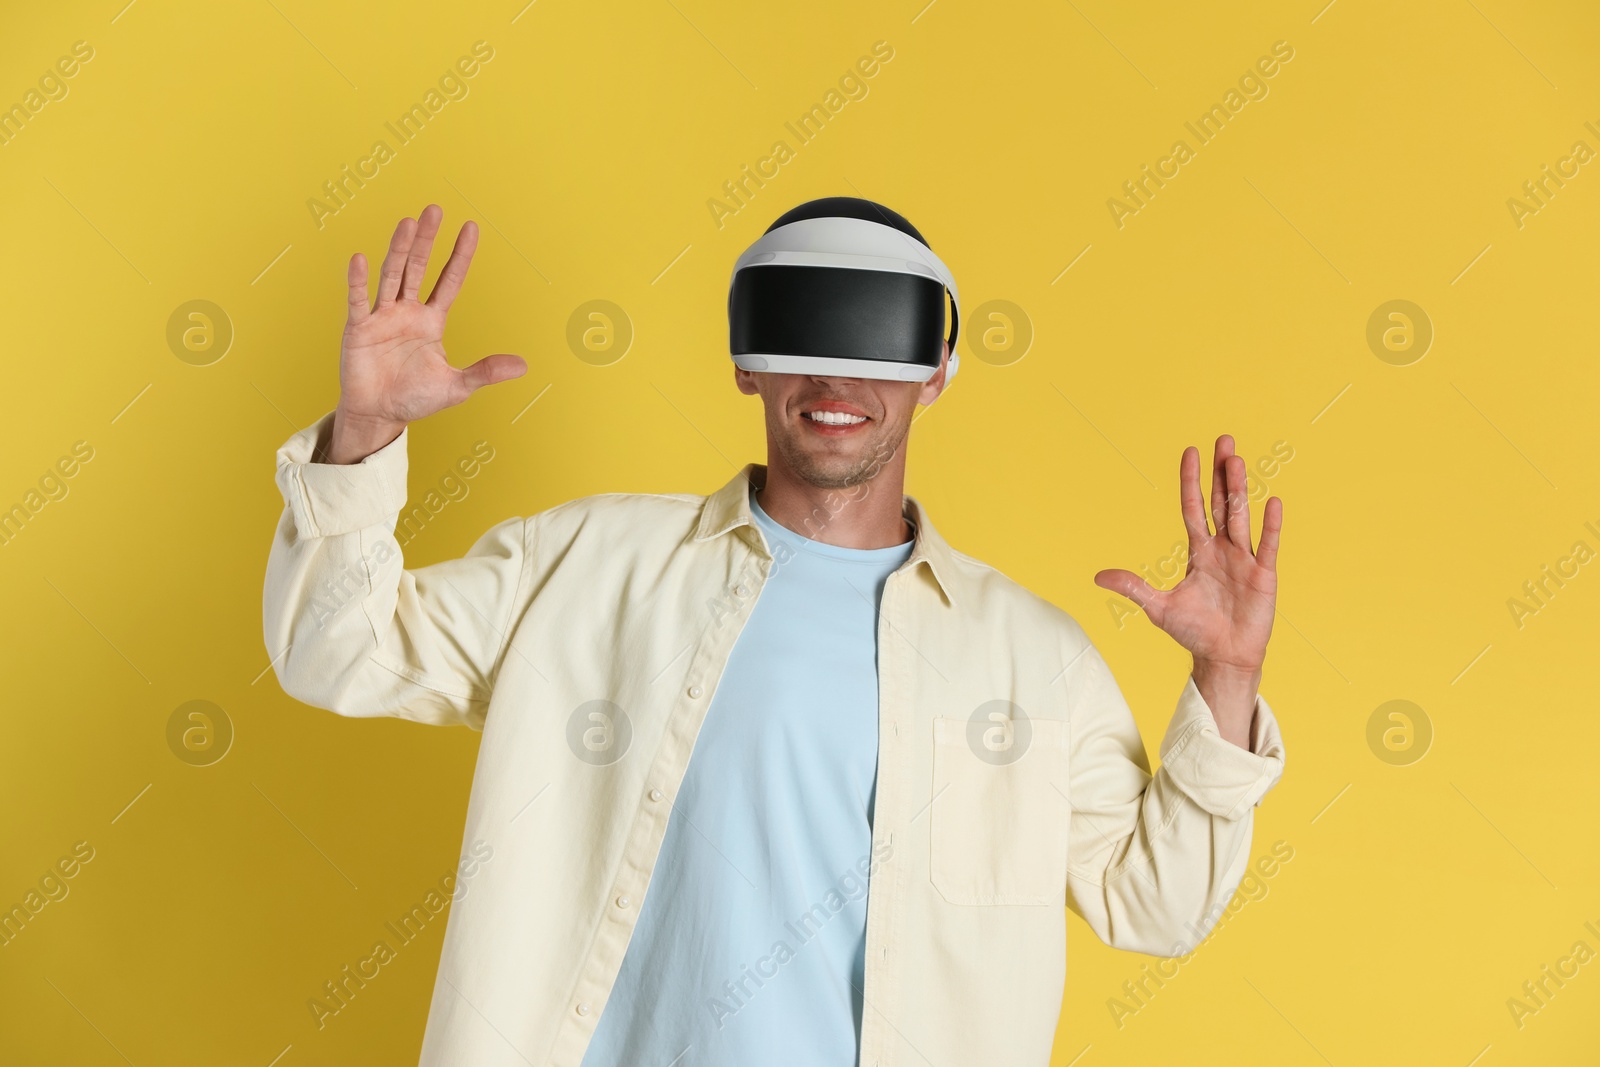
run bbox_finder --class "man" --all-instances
[264,198,1286,1067]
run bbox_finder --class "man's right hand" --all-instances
[322,204,527,464]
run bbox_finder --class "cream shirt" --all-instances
[263,410,1287,1067]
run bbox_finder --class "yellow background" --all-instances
[2,0,1597,1063]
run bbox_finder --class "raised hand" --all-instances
[1094,435,1283,747]
[324,204,526,464]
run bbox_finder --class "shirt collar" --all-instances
[693,462,958,607]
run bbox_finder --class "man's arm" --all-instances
[264,412,531,728]
[1062,639,1285,955]
[1067,434,1287,950]
[262,205,529,728]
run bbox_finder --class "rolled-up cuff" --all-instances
[1157,674,1286,820]
[273,409,409,539]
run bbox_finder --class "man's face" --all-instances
[734,343,950,489]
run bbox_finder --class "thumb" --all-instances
[459,353,528,394]
[1094,569,1163,618]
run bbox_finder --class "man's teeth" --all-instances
[805,411,867,425]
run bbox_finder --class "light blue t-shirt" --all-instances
[581,485,915,1067]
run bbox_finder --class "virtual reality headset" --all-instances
[728,197,961,384]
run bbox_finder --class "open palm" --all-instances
[1095,435,1282,675]
[337,204,525,433]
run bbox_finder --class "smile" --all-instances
[803,411,868,425]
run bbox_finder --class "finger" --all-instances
[456,353,528,398]
[400,204,443,302]
[1209,434,1234,535]
[1223,453,1252,546]
[1257,496,1283,570]
[376,216,417,308]
[427,221,479,311]
[346,253,370,325]
[1094,568,1166,625]
[1178,445,1209,550]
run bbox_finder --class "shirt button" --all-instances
[576,1002,591,1016]
[648,788,664,802]
[688,685,703,698]
[735,584,748,596]
[616,895,631,909]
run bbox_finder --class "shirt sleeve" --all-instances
[261,409,532,729]
[1062,638,1285,957]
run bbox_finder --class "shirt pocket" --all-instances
[929,715,1069,906]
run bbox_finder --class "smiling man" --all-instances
[263,197,1287,1067]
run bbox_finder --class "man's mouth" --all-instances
[800,402,871,434]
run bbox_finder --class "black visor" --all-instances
[729,265,948,374]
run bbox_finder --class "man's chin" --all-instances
[783,442,887,491]
[798,470,865,491]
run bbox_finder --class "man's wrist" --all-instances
[1191,659,1261,751]
[321,408,406,465]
